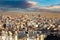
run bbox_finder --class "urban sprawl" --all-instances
[0,14,60,40]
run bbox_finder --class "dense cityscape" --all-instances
[0,0,60,40]
[0,14,60,40]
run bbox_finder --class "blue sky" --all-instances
[0,0,60,11]
[32,0,60,6]
[0,0,60,7]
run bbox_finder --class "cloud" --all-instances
[0,0,37,9]
[47,6,60,9]
[42,5,60,9]
[27,1,37,6]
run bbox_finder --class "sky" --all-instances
[33,0,60,6]
[0,0,60,11]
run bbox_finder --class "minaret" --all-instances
[2,30,6,40]
[37,31,39,40]
[9,31,12,40]
[40,34,45,40]
[0,29,2,40]
[6,31,8,40]
[14,31,18,40]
